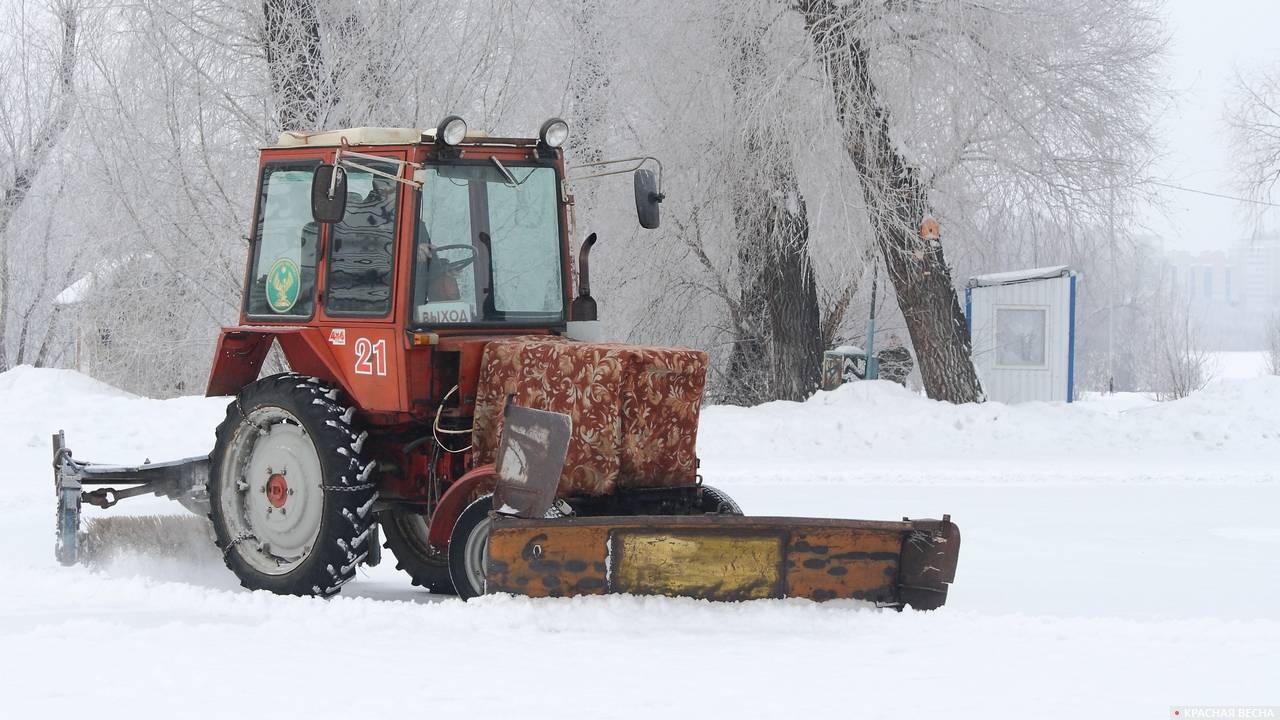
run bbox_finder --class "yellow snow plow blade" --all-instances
[486,513,959,608]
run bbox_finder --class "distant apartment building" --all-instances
[1167,234,1280,349]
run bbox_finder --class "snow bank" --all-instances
[2,365,1275,490]
[699,377,1280,484]
[0,366,227,494]
[0,364,137,400]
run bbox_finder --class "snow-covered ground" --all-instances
[1208,350,1273,385]
[1,365,1276,718]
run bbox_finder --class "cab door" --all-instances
[315,150,411,413]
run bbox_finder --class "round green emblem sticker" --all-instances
[266,258,301,313]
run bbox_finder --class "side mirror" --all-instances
[634,168,663,230]
[311,164,347,223]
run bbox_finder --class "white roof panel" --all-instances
[274,127,424,148]
[968,265,1071,288]
[272,126,494,148]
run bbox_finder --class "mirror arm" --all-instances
[567,156,663,194]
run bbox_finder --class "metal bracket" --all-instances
[567,156,663,194]
[51,431,211,511]
[334,141,425,190]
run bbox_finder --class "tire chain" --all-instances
[285,374,378,595]
[211,373,378,597]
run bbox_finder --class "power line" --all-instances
[1149,181,1280,208]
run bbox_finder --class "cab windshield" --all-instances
[412,162,564,326]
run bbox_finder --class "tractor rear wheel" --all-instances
[380,507,456,595]
[448,494,494,600]
[209,374,377,597]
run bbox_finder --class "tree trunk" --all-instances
[566,0,613,255]
[328,7,394,126]
[569,0,610,170]
[796,0,983,403]
[762,185,823,401]
[721,29,822,404]
[261,0,329,131]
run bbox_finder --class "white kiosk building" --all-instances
[965,265,1078,404]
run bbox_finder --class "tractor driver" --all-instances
[413,176,481,321]
[414,228,479,307]
[416,237,460,302]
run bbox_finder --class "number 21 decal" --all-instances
[353,338,387,376]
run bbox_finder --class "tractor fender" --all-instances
[206,327,349,399]
[427,464,498,548]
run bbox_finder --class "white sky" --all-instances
[1148,0,1280,251]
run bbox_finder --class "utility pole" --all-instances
[865,260,880,380]
[1107,180,1117,393]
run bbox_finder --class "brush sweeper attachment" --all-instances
[53,431,213,566]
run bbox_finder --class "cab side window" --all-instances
[246,162,319,319]
[326,160,399,316]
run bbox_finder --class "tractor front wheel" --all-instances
[448,494,494,600]
[700,485,742,515]
[380,507,456,595]
[209,374,377,597]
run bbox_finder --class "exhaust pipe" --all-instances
[571,233,597,321]
[567,234,602,341]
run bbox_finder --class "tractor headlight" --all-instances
[539,118,569,148]
[437,115,467,146]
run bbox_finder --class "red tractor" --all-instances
[53,118,960,607]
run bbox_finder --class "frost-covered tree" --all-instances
[793,0,1164,402]
[0,0,80,371]
[263,0,329,131]
[720,2,822,404]
[1229,66,1280,205]
[1264,312,1280,376]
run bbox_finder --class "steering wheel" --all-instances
[427,244,476,273]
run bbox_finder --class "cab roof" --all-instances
[271,126,504,149]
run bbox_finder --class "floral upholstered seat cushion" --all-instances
[472,337,708,497]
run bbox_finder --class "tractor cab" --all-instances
[210,118,663,420]
[247,123,574,330]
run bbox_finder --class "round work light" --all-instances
[437,115,467,146]
[539,118,569,148]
